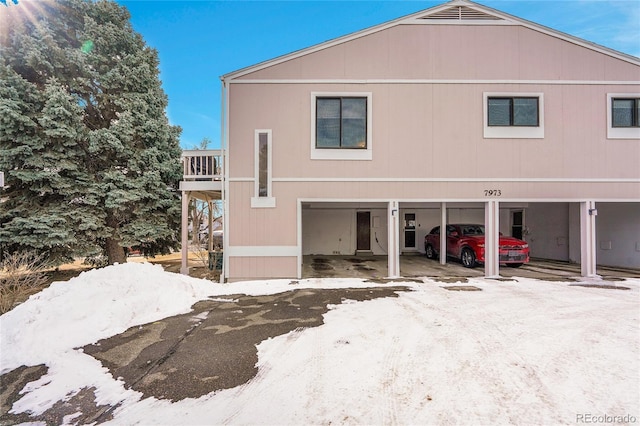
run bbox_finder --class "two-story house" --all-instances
[182,0,640,281]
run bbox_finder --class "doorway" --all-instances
[511,210,524,239]
[356,211,371,251]
[403,212,416,250]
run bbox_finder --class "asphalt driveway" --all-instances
[0,285,412,425]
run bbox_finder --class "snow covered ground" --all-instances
[1,262,639,425]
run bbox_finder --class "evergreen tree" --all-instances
[0,0,183,265]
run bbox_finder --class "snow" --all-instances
[1,262,639,425]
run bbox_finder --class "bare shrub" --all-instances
[0,251,48,314]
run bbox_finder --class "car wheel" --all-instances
[507,263,523,268]
[461,248,476,268]
[425,244,437,260]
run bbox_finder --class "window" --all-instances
[483,92,544,139]
[612,98,639,127]
[607,94,640,139]
[311,92,372,160]
[316,97,367,149]
[488,97,539,127]
[257,132,268,197]
[251,130,275,208]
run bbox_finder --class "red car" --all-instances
[424,224,529,268]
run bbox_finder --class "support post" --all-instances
[484,200,500,278]
[580,201,598,278]
[388,200,400,278]
[180,191,190,275]
[440,202,447,265]
[208,200,214,252]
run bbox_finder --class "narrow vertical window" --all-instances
[251,130,275,208]
[258,132,268,197]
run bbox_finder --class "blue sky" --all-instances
[118,0,640,150]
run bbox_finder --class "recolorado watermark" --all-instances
[577,413,637,424]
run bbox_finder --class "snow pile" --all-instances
[0,263,218,415]
[1,262,214,372]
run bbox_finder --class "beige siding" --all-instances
[229,83,640,183]
[238,25,640,81]
[228,256,298,281]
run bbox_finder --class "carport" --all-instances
[299,199,631,280]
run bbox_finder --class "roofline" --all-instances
[220,0,640,82]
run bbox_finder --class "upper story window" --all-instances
[607,94,640,139]
[611,98,639,127]
[317,97,367,149]
[483,92,544,139]
[311,92,372,160]
[488,97,539,127]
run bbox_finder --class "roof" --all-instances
[221,0,640,81]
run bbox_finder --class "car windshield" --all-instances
[461,225,485,236]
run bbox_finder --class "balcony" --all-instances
[180,149,223,193]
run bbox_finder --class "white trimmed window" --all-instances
[483,92,544,139]
[607,94,640,139]
[311,92,372,160]
[251,129,275,208]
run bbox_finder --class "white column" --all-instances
[440,202,447,265]
[180,191,190,275]
[580,201,598,278]
[388,200,400,278]
[484,200,500,278]
[297,199,302,279]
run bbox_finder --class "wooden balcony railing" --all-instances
[182,149,222,181]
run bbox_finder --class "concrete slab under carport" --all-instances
[302,255,640,281]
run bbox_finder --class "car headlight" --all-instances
[522,244,528,249]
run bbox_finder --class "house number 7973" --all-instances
[484,189,502,196]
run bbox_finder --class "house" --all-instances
[181,0,640,281]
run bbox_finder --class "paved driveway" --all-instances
[303,255,639,281]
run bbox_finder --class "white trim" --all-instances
[230,79,640,86]
[607,93,640,139]
[483,92,544,139]
[310,92,373,160]
[251,196,276,208]
[298,197,640,203]
[228,246,298,257]
[252,129,276,208]
[268,177,640,183]
[222,80,230,281]
[297,200,302,279]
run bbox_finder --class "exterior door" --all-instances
[403,213,416,250]
[512,210,524,240]
[356,211,371,251]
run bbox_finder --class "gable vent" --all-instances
[421,6,502,21]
